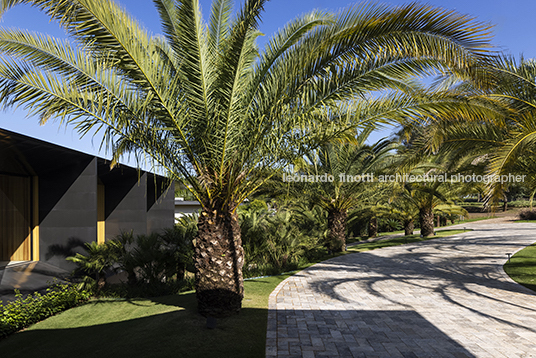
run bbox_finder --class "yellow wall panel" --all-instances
[0,175,31,261]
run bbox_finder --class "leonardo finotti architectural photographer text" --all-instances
[282,173,527,184]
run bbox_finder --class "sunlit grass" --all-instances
[347,229,469,253]
[0,229,470,358]
[504,243,536,293]
[0,275,291,358]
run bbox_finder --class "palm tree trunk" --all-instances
[194,206,244,317]
[97,273,106,293]
[419,206,434,237]
[328,209,347,252]
[440,216,447,226]
[127,270,137,286]
[404,219,414,236]
[368,217,378,238]
[177,262,185,281]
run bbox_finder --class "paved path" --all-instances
[266,220,536,358]
[0,261,68,304]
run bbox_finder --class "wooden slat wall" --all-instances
[32,176,39,261]
[97,183,105,244]
[0,175,31,261]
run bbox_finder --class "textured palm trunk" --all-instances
[419,206,434,237]
[404,219,414,236]
[194,206,244,317]
[328,209,347,252]
[440,216,447,226]
[368,217,378,238]
[96,272,106,293]
[127,270,137,286]
[176,262,185,281]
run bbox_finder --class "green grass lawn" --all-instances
[0,228,470,358]
[504,243,536,293]
[452,216,495,224]
[347,229,469,253]
[0,274,290,358]
[347,217,487,244]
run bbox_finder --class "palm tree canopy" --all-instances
[0,0,494,211]
[403,56,536,204]
[295,127,395,211]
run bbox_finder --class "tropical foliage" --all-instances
[402,56,536,208]
[287,128,395,250]
[0,0,494,316]
[239,202,327,277]
[67,219,196,297]
[0,282,90,339]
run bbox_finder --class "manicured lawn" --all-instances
[0,229,469,358]
[347,229,469,253]
[347,217,484,244]
[452,216,495,224]
[504,243,536,292]
[0,274,290,358]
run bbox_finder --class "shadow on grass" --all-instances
[504,243,536,293]
[0,292,267,358]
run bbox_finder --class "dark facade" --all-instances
[0,128,174,269]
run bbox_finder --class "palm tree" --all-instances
[67,240,122,293]
[294,128,395,251]
[401,56,536,207]
[0,0,493,316]
[390,142,476,236]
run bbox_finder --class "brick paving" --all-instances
[266,220,536,357]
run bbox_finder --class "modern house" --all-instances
[174,198,201,220]
[0,128,174,270]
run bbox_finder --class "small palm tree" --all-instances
[293,128,395,251]
[389,149,473,236]
[67,240,122,293]
[0,0,493,316]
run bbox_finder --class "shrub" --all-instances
[519,209,536,220]
[68,218,197,298]
[241,199,269,213]
[119,231,194,297]
[67,240,122,293]
[378,218,402,232]
[240,204,327,277]
[0,282,90,339]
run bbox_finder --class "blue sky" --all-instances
[1,0,535,162]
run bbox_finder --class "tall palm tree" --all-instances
[401,56,536,207]
[294,128,395,251]
[391,136,479,236]
[0,0,493,316]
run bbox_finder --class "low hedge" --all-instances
[519,209,536,220]
[0,282,90,339]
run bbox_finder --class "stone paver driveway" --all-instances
[266,221,536,358]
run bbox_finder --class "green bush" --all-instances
[68,217,197,298]
[378,218,402,232]
[519,209,536,220]
[118,229,194,297]
[0,282,90,339]
[241,199,269,212]
[240,203,327,277]
[67,240,122,293]
[509,200,531,208]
